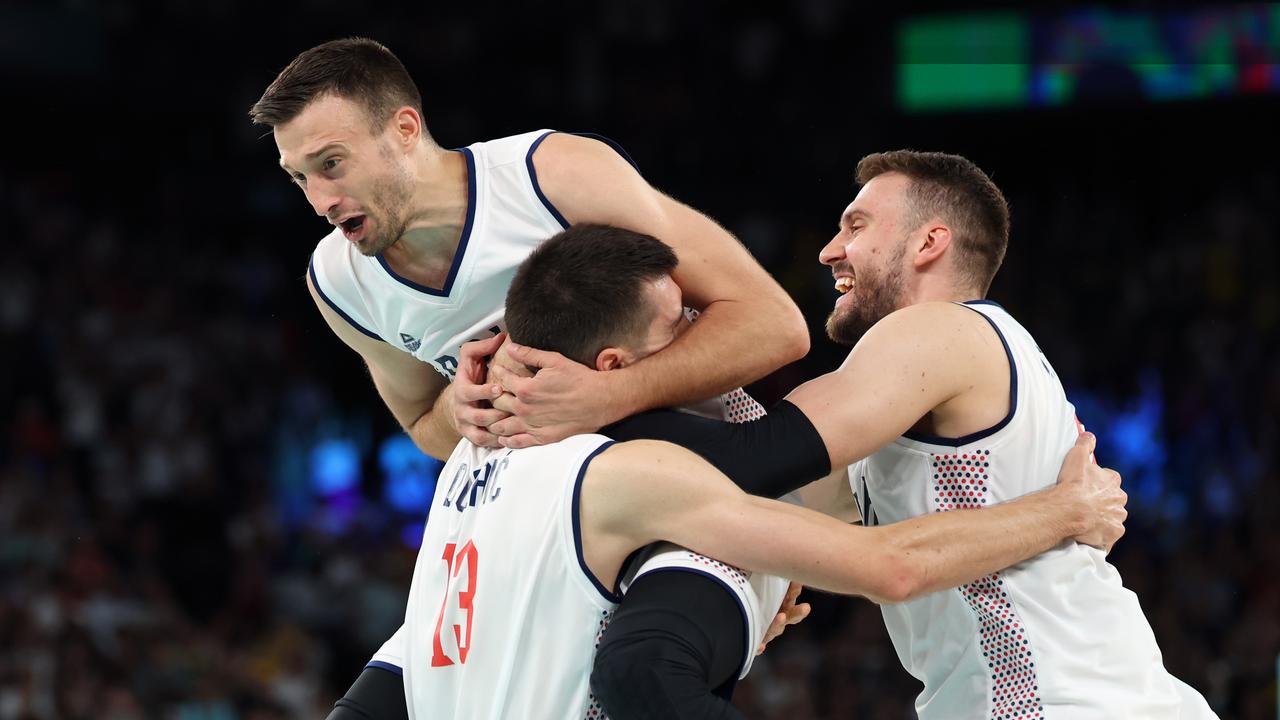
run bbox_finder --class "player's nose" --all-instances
[304,180,342,218]
[818,233,846,266]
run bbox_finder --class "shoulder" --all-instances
[530,132,637,181]
[468,129,558,167]
[860,301,993,348]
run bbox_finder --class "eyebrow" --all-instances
[279,142,345,172]
[840,208,873,228]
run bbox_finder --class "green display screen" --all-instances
[897,4,1280,111]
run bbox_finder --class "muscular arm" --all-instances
[583,437,1107,605]
[784,301,1009,470]
[601,399,831,498]
[525,133,809,425]
[306,272,459,460]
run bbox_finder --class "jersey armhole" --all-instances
[525,131,641,230]
[569,440,623,604]
[901,303,1018,445]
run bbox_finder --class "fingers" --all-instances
[1075,430,1096,453]
[488,416,529,438]
[785,603,811,625]
[461,426,501,448]
[453,379,503,404]
[497,433,540,450]
[460,332,506,360]
[456,406,510,430]
[490,392,523,415]
[497,373,536,400]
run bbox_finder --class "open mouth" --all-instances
[339,215,367,242]
[834,276,855,294]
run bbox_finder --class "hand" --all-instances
[1055,432,1127,552]
[487,342,617,449]
[487,337,535,387]
[447,333,511,447]
[756,582,810,656]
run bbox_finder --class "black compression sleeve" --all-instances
[326,665,409,720]
[591,570,749,720]
[602,398,830,498]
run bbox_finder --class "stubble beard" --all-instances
[825,247,907,346]
[355,151,417,257]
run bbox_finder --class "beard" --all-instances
[825,247,907,346]
[354,147,417,257]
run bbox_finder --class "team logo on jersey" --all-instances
[399,333,422,352]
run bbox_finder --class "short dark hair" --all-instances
[856,150,1009,295]
[505,224,679,366]
[249,37,423,133]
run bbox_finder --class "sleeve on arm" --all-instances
[602,399,831,498]
[590,570,748,720]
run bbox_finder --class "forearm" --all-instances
[408,387,463,461]
[609,300,807,419]
[603,400,830,498]
[880,487,1086,601]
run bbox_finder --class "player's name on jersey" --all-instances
[440,453,511,513]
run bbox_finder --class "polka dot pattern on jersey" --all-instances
[680,551,750,589]
[681,306,766,425]
[723,387,766,423]
[583,609,616,719]
[931,450,991,511]
[931,450,1044,720]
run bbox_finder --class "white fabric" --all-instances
[848,301,1217,720]
[403,435,617,720]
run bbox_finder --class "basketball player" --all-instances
[250,37,808,718]
[768,151,1214,718]
[397,223,1127,719]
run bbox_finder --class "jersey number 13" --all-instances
[431,540,479,667]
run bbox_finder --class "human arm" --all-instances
[590,571,750,720]
[601,399,831,498]
[487,133,808,447]
[784,301,1011,469]
[582,433,1124,604]
[305,273,501,460]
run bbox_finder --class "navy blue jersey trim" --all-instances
[902,303,1018,446]
[962,299,1004,308]
[572,440,621,603]
[526,131,570,229]
[526,131,641,231]
[375,147,477,297]
[308,255,383,342]
[637,566,752,681]
[364,660,403,676]
[571,132,641,173]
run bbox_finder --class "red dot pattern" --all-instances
[723,387,766,423]
[682,551,750,590]
[932,450,1044,720]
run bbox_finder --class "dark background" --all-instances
[1,2,1277,718]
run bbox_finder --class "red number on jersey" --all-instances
[430,540,480,666]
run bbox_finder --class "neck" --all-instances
[382,143,470,274]
[904,272,982,305]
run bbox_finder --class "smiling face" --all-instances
[819,172,915,345]
[274,94,415,256]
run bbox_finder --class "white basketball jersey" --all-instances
[402,434,617,720]
[308,129,567,379]
[849,301,1216,720]
[308,130,787,684]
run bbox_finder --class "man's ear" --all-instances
[913,223,952,269]
[595,347,629,372]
